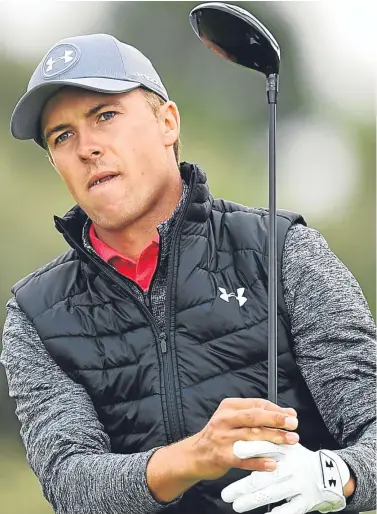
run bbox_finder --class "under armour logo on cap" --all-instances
[42,44,80,79]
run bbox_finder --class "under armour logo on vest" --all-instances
[219,287,247,307]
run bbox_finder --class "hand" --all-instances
[190,398,299,481]
[221,441,350,514]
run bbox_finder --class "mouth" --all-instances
[88,172,120,190]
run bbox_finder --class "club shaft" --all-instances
[268,101,277,405]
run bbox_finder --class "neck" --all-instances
[93,175,183,261]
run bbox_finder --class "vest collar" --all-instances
[180,162,213,222]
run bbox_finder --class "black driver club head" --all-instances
[189,2,280,77]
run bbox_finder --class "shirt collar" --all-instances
[89,223,159,265]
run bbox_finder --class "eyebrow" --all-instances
[44,101,123,143]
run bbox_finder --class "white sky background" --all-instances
[0,0,375,221]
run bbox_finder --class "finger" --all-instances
[234,456,279,472]
[222,466,289,503]
[232,480,299,513]
[223,444,281,472]
[234,440,286,460]
[240,463,293,493]
[263,403,297,418]
[269,495,309,514]
[219,398,297,417]
[222,474,255,503]
[233,426,300,446]
[232,408,298,431]
[281,408,298,417]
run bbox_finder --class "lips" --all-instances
[88,171,120,189]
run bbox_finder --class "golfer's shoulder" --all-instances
[283,223,332,259]
[1,297,46,368]
[13,248,79,292]
[11,248,82,321]
[282,223,348,284]
[3,296,31,332]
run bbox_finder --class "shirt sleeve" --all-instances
[281,223,376,512]
[0,297,180,514]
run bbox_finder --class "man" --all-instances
[1,33,375,514]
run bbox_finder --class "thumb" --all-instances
[234,440,287,460]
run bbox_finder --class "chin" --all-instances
[89,210,136,232]
[92,217,126,232]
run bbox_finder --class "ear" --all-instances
[161,101,180,148]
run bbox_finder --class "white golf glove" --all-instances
[221,441,350,514]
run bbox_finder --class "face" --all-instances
[41,87,180,230]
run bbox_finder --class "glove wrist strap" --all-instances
[316,450,350,512]
[319,450,350,490]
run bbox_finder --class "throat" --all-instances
[92,224,159,262]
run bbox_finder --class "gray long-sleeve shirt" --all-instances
[1,223,376,514]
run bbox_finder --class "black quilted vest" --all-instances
[13,163,339,513]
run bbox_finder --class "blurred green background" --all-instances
[0,1,375,512]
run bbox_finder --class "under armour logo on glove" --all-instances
[319,452,343,494]
[219,287,247,306]
[221,441,350,514]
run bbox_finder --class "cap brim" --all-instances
[10,77,142,141]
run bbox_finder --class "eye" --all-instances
[54,131,71,146]
[98,111,117,122]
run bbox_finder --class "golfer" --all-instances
[1,34,375,514]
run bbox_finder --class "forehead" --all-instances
[41,88,113,124]
[41,87,141,131]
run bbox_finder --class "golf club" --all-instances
[189,2,280,406]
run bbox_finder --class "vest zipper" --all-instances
[159,332,167,353]
[162,171,196,443]
[143,292,151,309]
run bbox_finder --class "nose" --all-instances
[76,131,104,162]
